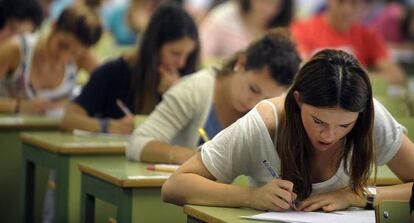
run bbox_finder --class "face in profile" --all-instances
[229,66,286,113]
[250,0,282,25]
[327,0,364,26]
[159,36,196,72]
[296,99,359,153]
[48,31,87,63]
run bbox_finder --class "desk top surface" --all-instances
[184,205,264,223]
[79,157,170,187]
[20,132,128,154]
[0,115,60,130]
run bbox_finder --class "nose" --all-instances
[175,55,187,69]
[320,126,335,143]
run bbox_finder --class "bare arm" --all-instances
[376,135,414,203]
[162,153,252,207]
[60,102,134,134]
[0,98,19,113]
[0,38,20,80]
[140,140,196,164]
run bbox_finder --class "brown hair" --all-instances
[276,49,375,199]
[218,28,300,86]
[55,4,102,47]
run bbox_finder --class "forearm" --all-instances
[162,173,252,208]
[376,182,413,204]
[140,141,196,164]
[0,98,18,113]
[60,104,101,132]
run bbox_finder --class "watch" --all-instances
[364,186,377,210]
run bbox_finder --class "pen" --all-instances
[147,164,180,173]
[262,160,298,210]
[116,99,133,116]
[198,128,210,142]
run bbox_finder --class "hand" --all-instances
[249,179,297,212]
[108,115,135,134]
[298,187,362,212]
[158,65,180,94]
[19,98,54,114]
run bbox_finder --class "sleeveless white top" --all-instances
[0,33,77,100]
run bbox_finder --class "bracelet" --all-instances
[14,98,21,114]
[99,118,109,133]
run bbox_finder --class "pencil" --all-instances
[198,128,210,142]
[116,99,133,116]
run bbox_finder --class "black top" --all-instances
[75,57,134,119]
[411,183,414,212]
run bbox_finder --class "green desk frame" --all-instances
[0,115,60,223]
[79,159,185,223]
[20,132,127,223]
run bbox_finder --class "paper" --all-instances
[241,210,375,223]
[73,129,130,139]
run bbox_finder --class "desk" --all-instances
[79,158,185,223]
[184,205,264,223]
[21,132,127,223]
[0,115,60,223]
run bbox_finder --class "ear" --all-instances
[293,91,302,108]
[233,54,246,72]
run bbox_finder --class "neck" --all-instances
[243,11,267,31]
[324,13,351,32]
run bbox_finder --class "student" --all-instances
[290,0,406,85]
[200,0,293,59]
[411,184,414,221]
[126,29,301,164]
[162,49,414,212]
[0,0,43,42]
[0,4,102,115]
[104,0,163,45]
[61,2,200,134]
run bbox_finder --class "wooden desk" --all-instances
[21,132,127,223]
[79,158,185,223]
[0,115,60,223]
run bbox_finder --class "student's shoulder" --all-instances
[255,96,285,130]
[0,37,21,68]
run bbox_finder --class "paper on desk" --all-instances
[241,210,374,223]
[73,129,130,139]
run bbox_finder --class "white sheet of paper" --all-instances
[241,210,375,223]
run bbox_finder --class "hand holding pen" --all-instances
[252,160,298,211]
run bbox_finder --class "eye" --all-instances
[339,124,350,129]
[313,118,324,125]
[249,85,260,94]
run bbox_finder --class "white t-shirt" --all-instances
[201,99,405,195]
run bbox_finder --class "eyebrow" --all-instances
[311,115,356,126]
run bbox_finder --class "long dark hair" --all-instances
[129,2,199,114]
[218,28,300,86]
[239,0,293,28]
[276,49,375,199]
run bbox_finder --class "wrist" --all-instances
[14,98,21,113]
[363,186,377,210]
[99,118,110,133]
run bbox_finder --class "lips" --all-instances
[318,141,332,146]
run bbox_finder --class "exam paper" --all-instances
[241,210,375,223]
